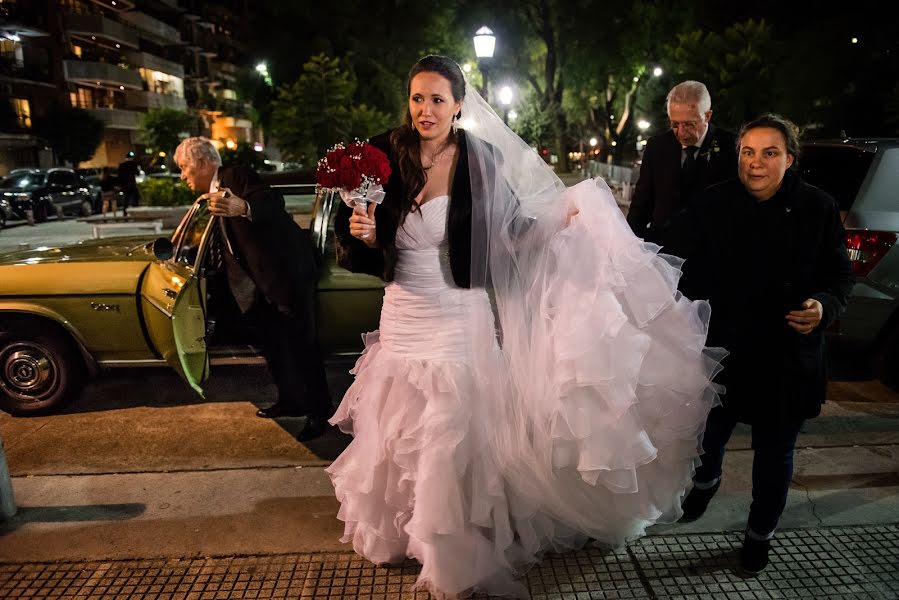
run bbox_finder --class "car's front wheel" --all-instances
[0,321,85,416]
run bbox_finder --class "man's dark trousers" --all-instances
[249,289,332,420]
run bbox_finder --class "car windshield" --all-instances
[799,145,874,213]
[4,172,45,189]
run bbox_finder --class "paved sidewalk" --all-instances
[2,525,897,599]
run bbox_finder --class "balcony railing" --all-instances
[64,12,140,48]
[88,107,142,130]
[124,90,187,111]
[0,57,51,82]
[63,60,143,89]
[125,51,184,78]
[118,11,182,45]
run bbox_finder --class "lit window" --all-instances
[12,98,31,128]
[72,44,83,58]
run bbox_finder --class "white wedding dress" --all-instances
[327,181,722,598]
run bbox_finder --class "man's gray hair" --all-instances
[174,137,222,167]
[666,81,712,114]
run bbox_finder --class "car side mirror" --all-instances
[152,237,174,260]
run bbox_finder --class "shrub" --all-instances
[137,178,197,206]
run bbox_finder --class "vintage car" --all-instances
[0,181,384,415]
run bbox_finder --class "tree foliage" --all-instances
[140,109,195,157]
[270,54,392,164]
[219,140,272,172]
[667,19,782,130]
[33,107,104,167]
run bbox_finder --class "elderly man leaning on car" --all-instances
[174,137,333,441]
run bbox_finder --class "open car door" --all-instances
[139,199,213,395]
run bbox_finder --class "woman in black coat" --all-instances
[659,114,853,575]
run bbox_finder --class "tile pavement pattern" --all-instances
[1,525,896,599]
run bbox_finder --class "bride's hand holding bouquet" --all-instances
[316,141,391,248]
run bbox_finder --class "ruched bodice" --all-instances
[379,195,492,361]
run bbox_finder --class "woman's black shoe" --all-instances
[739,534,771,575]
[679,479,721,522]
[296,416,330,441]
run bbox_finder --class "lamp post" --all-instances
[498,85,513,125]
[255,61,272,87]
[473,26,495,102]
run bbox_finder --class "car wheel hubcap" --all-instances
[1,343,58,402]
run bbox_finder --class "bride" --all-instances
[327,55,724,598]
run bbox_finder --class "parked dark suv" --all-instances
[0,168,93,225]
[799,139,899,388]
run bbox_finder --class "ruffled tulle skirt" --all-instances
[327,179,725,598]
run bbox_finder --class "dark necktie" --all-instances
[681,146,700,202]
[216,220,257,313]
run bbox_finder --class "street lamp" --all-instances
[498,85,513,125]
[473,26,495,101]
[637,119,651,131]
[652,66,663,77]
[255,61,272,87]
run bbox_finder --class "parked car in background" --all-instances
[0,176,384,415]
[799,139,899,388]
[0,168,93,225]
[76,167,103,211]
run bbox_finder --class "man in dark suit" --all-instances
[174,137,332,441]
[117,154,141,217]
[627,80,737,239]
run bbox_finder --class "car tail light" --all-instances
[845,229,897,277]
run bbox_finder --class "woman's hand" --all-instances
[786,298,823,335]
[349,202,378,248]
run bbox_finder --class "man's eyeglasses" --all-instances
[670,120,702,132]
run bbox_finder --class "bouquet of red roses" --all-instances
[316,140,391,210]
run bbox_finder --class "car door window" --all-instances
[47,172,64,187]
[175,201,213,267]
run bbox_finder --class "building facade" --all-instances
[0,0,259,175]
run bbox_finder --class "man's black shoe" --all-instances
[739,534,770,575]
[255,403,303,419]
[679,479,721,522]
[296,415,330,442]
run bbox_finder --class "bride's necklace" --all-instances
[422,142,452,170]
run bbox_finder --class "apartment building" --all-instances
[0,0,258,174]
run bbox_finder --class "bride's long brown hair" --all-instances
[389,55,465,219]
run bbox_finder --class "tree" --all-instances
[33,107,104,167]
[667,19,783,131]
[270,54,391,164]
[219,140,271,172]
[140,109,195,161]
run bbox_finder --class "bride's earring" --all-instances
[452,111,460,134]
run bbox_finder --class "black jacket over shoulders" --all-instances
[334,129,480,288]
[217,165,318,310]
[657,172,854,423]
[627,124,737,238]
